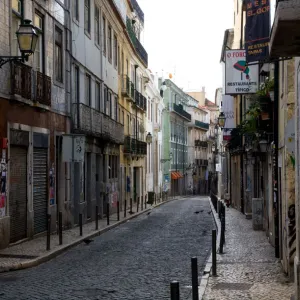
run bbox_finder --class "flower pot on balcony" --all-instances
[260,112,270,120]
[269,91,274,102]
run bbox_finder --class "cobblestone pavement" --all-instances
[0,197,214,300]
[203,206,294,300]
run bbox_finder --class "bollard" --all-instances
[117,201,120,221]
[137,197,139,213]
[46,214,51,251]
[223,203,226,233]
[145,195,147,209]
[212,229,217,276]
[79,213,83,236]
[124,200,127,218]
[130,198,133,213]
[141,196,143,211]
[170,281,180,300]
[59,212,63,245]
[191,257,199,300]
[106,203,110,225]
[220,216,225,253]
[95,206,99,230]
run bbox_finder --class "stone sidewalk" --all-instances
[202,203,294,300]
[0,199,173,273]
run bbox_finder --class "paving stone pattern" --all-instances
[0,197,214,300]
[203,207,294,300]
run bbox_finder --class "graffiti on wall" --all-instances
[49,163,55,205]
[0,149,7,217]
[288,204,296,259]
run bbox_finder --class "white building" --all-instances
[145,70,164,202]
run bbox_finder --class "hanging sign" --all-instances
[245,0,271,63]
[225,49,259,95]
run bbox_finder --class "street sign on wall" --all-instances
[62,134,85,162]
[225,49,259,95]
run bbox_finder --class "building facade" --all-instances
[0,0,71,247]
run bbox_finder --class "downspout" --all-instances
[274,61,280,258]
[240,6,245,214]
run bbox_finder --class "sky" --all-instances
[137,0,234,101]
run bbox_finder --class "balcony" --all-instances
[124,135,147,156]
[195,120,209,131]
[173,103,191,121]
[270,0,300,57]
[11,62,51,106]
[195,140,208,147]
[122,75,135,101]
[135,90,147,111]
[72,103,124,144]
[130,0,144,24]
[126,17,148,67]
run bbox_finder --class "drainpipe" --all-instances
[274,61,280,258]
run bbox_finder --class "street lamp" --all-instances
[146,132,153,144]
[0,19,38,68]
[218,112,226,128]
[259,139,268,152]
[214,124,218,136]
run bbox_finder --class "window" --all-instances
[95,6,100,45]
[108,92,112,117]
[108,25,112,62]
[34,13,44,73]
[126,59,129,75]
[104,86,107,113]
[74,0,79,21]
[127,115,130,135]
[11,14,21,56]
[12,0,21,13]
[122,110,124,125]
[114,34,118,68]
[102,16,106,55]
[85,74,91,106]
[118,46,121,74]
[84,0,90,33]
[121,51,124,75]
[95,82,101,111]
[55,26,63,83]
[115,96,118,120]
[75,66,80,103]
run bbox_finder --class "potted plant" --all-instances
[266,77,274,101]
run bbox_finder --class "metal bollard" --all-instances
[95,206,99,230]
[46,214,51,251]
[59,212,63,245]
[137,197,139,212]
[79,213,83,236]
[212,229,217,276]
[141,196,143,211]
[130,198,133,213]
[124,200,127,218]
[170,281,180,300]
[220,217,225,253]
[106,203,110,225]
[117,201,120,221]
[145,195,147,209]
[191,257,199,300]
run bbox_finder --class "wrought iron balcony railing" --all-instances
[195,140,208,147]
[122,75,135,102]
[130,0,144,24]
[195,120,209,130]
[123,135,147,156]
[173,103,191,121]
[72,103,124,144]
[134,90,146,111]
[126,17,148,67]
[11,62,52,106]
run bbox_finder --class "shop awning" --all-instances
[171,172,179,180]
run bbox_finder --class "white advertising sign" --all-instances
[62,134,85,163]
[222,95,235,139]
[225,50,259,95]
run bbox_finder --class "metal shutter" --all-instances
[9,146,27,243]
[33,148,48,234]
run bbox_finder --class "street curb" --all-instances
[0,198,175,273]
[198,196,222,300]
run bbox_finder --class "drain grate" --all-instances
[0,254,39,259]
[212,283,253,291]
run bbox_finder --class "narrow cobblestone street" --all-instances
[0,197,214,300]
[203,206,294,300]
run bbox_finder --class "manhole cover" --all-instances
[212,283,253,290]
[72,288,117,297]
